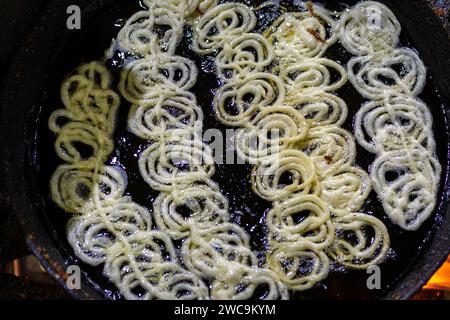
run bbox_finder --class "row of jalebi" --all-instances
[193,1,390,290]
[339,1,441,230]
[112,0,288,299]
[50,60,211,300]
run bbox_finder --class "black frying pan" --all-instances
[0,0,449,300]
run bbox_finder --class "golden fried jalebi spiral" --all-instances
[128,91,203,140]
[193,3,257,53]
[371,150,441,230]
[138,135,215,192]
[214,72,286,126]
[185,0,219,15]
[153,181,229,239]
[347,48,426,101]
[354,95,435,154]
[338,1,401,56]
[285,91,348,128]
[320,167,372,215]
[119,54,198,104]
[181,223,258,279]
[281,58,348,96]
[143,0,218,17]
[265,9,337,62]
[327,213,390,269]
[50,62,123,213]
[117,7,183,55]
[210,268,289,300]
[50,164,126,214]
[52,122,114,164]
[103,233,209,300]
[267,195,334,251]
[67,197,152,266]
[297,126,357,178]
[55,63,120,134]
[251,150,317,201]
[50,62,119,165]
[152,263,210,300]
[268,248,330,291]
[235,106,310,163]
[216,33,273,79]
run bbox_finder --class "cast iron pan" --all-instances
[0,0,449,300]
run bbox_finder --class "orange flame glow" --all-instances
[424,255,450,291]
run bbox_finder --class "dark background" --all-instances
[0,0,46,263]
[0,0,46,71]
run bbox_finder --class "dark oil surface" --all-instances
[31,0,450,299]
